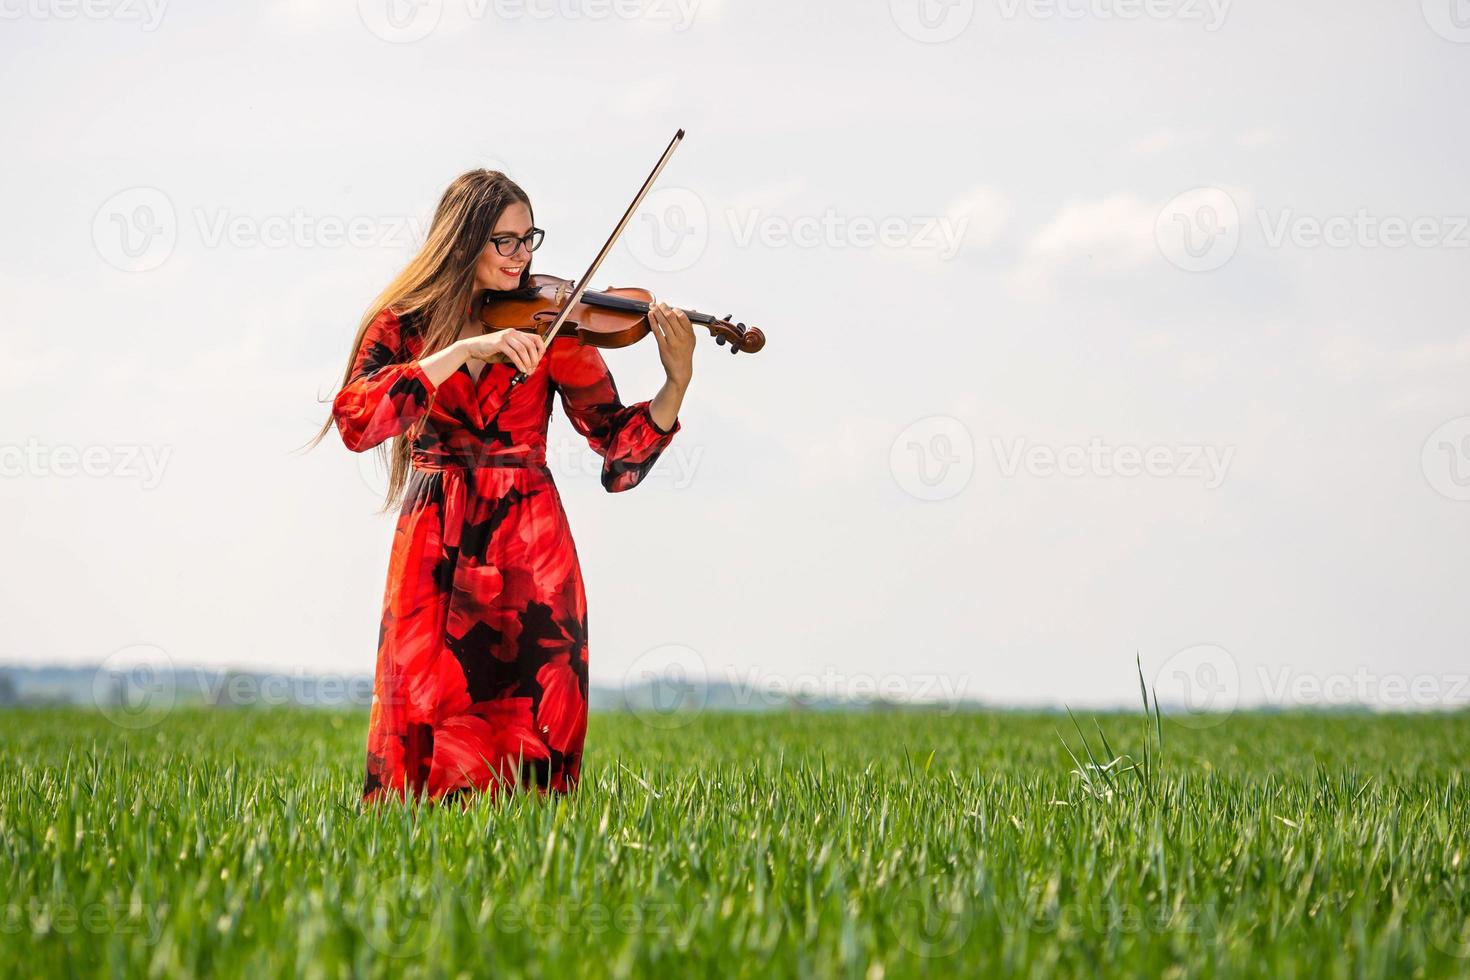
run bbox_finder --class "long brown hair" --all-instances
[302,169,534,512]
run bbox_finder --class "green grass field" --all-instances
[2,706,1469,978]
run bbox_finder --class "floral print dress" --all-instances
[332,307,680,805]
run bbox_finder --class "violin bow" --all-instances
[508,127,686,387]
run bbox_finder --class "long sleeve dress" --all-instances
[331,306,680,805]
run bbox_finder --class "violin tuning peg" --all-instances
[715,335,726,346]
[723,313,732,322]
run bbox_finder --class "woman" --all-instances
[310,169,695,805]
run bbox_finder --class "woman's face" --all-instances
[474,201,534,291]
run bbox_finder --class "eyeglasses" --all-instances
[488,227,545,257]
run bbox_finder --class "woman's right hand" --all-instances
[459,329,547,375]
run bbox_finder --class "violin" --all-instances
[467,129,766,387]
[474,274,765,359]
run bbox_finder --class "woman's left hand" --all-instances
[649,301,695,390]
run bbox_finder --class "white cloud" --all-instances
[1317,329,1470,420]
[1009,193,1157,293]
[943,184,1010,249]
[1026,193,1157,267]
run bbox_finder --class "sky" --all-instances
[2,0,1468,713]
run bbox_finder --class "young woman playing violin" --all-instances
[314,169,695,806]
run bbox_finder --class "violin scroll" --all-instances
[709,312,765,355]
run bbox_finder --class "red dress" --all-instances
[332,307,680,805]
